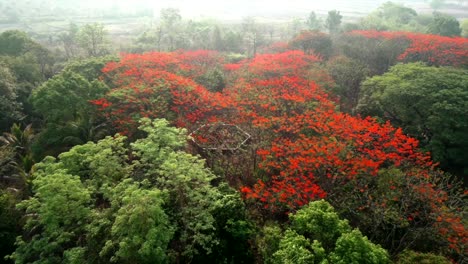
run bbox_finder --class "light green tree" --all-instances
[160,8,183,51]
[11,118,242,263]
[77,23,109,57]
[461,19,468,37]
[268,200,390,264]
[306,11,322,31]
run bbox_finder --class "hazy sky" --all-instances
[19,0,462,21]
[78,0,422,19]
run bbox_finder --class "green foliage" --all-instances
[307,11,322,30]
[32,71,107,123]
[12,118,246,263]
[395,250,452,264]
[193,183,254,263]
[290,31,333,58]
[63,55,118,81]
[256,224,283,264]
[265,200,390,264]
[77,23,110,57]
[358,63,468,177]
[0,190,21,263]
[1,123,35,175]
[0,30,34,57]
[359,2,424,32]
[378,2,418,24]
[0,146,18,183]
[12,172,92,264]
[427,12,461,36]
[102,182,173,264]
[196,68,226,92]
[31,67,110,159]
[160,8,183,51]
[337,34,410,75]
[132,119,220,260]
[326,56,369,112]
[329,229,390,264]
[290,200,351,250]
[0,31,52,129]
[461,19,468,37]
[325,10,342,33]
[58,22,80,59]
[272,230,316,264]
[0,64,21,131]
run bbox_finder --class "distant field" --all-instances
[0,0,466,46]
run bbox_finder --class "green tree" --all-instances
[0,190,22,263]
[0,123,35,176]
[306,11,322,31]
[326,56,369,112]
[131,119,221,261]
[427,12,462,36]
[0,145,17,184]
[0,30,52,128]
[267,200,390,264]
[378,2,418,24]
[0,30,33,56]
[12,118,247,263]
[160,8,183,51]
[289,30,333,58]
[77,23,109,57]
[11,172,92,263]
[212,25,224,51]
[30,68,110,159]
[337,34,410,75]
[357,63,468,178]
[325,10,343,34]
[242,17,265,57]
[329,230,390,264]
[461,19,468,37]
[224,30,243,53]
[359,2,422,32]
[101,182,173,264]
[59,22,79,59]
[0,64,21,131]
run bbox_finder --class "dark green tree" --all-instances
[357,63,468,178]
[325,10,343,34]
[0,64,21,131]
[326,56,369,112]
[30,68,110,159]
[427,12,461,36]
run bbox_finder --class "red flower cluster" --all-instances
[350,30,468,67]
[91,49,466,254]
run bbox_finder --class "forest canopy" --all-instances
[0,1,467,263]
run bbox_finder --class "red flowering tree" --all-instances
[92,51,228,135]
[349,30,468,67]
[224,50,321,80]
[90,48,466,259]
